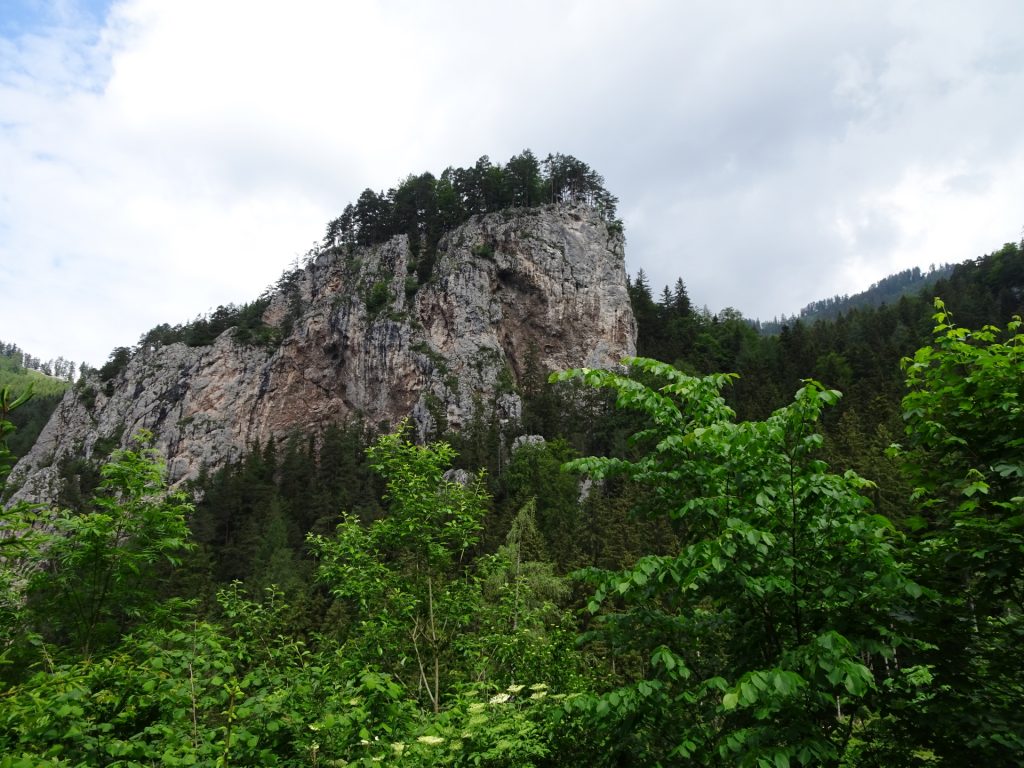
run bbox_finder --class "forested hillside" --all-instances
[2,227,1022,763]
[630,241,1024,519]
[0,342,72,459]
[759,263,954,331]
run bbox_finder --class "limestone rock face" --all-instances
[9,205,635,502]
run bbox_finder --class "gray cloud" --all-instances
[2,0,1024,365]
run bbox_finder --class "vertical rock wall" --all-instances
[8,204,635,503]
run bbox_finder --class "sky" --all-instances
[3,0,1024,367]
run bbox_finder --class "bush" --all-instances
[365,281,391,317]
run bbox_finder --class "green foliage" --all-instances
[888,301,1024,762]
[135,296,282,353]
[630,238,1024,433]
[553,358,922,766]
[97,346,132,388]
[0,589,332,767]
[497,441,580,567]
[0,346,70,460]
[404,274,420,298]
[469,502,580,690]
[0,350,68,461]
[392,682,556,767]
[3,394,63,461]
[0,387,47,674]
[0,385,33,490]
[471,241,495,259]
[364,280,392,317]
[0,341,76,387]
[323,150,619,257]
[310,424,489,712]
[898,300,1023,529]
[24,431,194,658]
[182,424,381,616]
[5,241,1024,764]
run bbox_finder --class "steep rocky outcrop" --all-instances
[9,205,635,502]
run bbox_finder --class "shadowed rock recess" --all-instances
[10,204,635,502]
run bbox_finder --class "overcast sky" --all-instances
[3,0,1024,367]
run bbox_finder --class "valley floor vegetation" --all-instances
[1,295,1021,767]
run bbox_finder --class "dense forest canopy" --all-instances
[2,175,1023,764]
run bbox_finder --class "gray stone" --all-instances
[511,435,546,453]
[8,204,636,504]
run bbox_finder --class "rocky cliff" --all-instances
[9,204,636,503]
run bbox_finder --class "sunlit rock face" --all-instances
[10,204,635,502]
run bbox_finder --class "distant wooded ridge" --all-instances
[759,263,955,332]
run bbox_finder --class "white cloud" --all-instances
[2,0,1024,365]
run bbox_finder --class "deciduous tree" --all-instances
[554,358,923,766]
[310,424,488,713]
